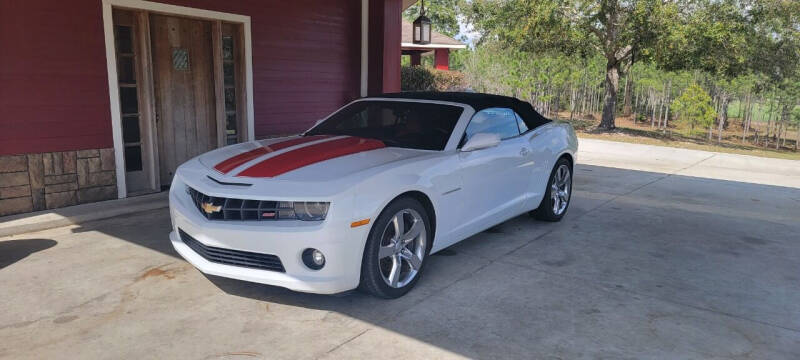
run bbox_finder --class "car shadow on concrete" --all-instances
[0,238,57,269]
[63,164,800,358]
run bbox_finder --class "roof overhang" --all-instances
[401,43,467,50]
[402,0,417,10]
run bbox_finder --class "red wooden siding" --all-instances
[434,48,449,70]
[367,0,402,95]
[0,0,363,156]
[0,1,113,155]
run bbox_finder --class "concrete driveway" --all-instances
[2,139,799,359]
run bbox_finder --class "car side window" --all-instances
[463,108,521,144]
[515,112,529,134]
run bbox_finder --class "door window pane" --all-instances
[118,56,135,84]
[223,63,235,86]
[122,116,141,143]
[124,145,142,172]
[116,26,133,54]
[172,48,190,71]
[224,88,236,111]
[465,108,520,142]
[120,87,138,114]
[222,36,234,60]
[226,113,238,145]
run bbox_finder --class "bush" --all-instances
[401,65,466,92]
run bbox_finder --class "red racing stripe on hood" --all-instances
[214,135,330,174]
[236,136,386,178]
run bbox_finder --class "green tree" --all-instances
[671,83,716,135]
[465,0,677,130]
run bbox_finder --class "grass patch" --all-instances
[558,112,800,161]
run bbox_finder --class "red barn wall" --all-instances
[0,0,362,156]
[0,1,112,155]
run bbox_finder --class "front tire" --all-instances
[531,157,572,222]
[359,197,431,299]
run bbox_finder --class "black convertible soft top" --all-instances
[376,92,551,130]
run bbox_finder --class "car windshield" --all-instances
[305,100,464,151]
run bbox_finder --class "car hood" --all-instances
[195,135,433,187]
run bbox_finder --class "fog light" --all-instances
[302,248,325,270]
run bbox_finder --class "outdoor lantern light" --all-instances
[413,0,432,45]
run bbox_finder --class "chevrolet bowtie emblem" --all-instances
[200,202,222,214]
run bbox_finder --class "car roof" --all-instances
[373,92,552,129]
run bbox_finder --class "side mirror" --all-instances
[461,133,501,152]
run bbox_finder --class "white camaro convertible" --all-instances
[169,92,578,298]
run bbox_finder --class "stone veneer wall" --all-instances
[0,149,117,216]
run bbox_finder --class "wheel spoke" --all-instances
[560,170,571,187]
[402,219,423,244]
[391,213,404,242]
[378,245,395,259]
[388,255,401,287]
[406,251,423,270]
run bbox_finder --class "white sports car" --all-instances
[169,92,577,298]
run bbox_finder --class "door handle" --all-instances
[520,147,530,156]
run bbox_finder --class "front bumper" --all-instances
[169,180,369,294]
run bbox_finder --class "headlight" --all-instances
[293,202,330,221]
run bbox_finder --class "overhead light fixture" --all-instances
[413,0,432,45]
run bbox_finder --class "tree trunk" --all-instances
[663,90,670,134]
[708,123,713,141]
[623,67,633,116]
[717,95,728,144]
[599,61,619,130]
[633,86,640,124]
[795,125,799,151]
[742,94,751,142]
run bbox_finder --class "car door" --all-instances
[449,107,535,241]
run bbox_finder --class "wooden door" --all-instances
[150,14,218,184]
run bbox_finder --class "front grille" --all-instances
[178,229,285,272]
[187,187,293,221]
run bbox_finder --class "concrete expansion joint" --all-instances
[321,328,371,356]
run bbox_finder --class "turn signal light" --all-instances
[350,218,370,228]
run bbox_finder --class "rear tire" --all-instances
[359,197,431,299]
[531,157,572,222]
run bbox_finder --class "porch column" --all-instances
[410,52,421,66]
[367,0,401,95]
[434,48,449,70]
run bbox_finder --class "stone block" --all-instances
[44,174,78,185]
[81,171,115,187]
[77,149,99,158]
[43,153,55,175]
[87,157,102,173]
[27,154,44,190]
[45,191,77,209]
[0,171,30,187]
[53,152,64,175]
[62,151,77,174]
[77,185,117,204]
[0,155,27,173]
[31,188,45,211]
[45,182,78,194]
[77,158,90,187]
[100,148,115,171]
[0,197,33,216]
[0,185,31,199]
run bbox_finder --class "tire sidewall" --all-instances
[539,158,573,221]
[360,197,432,298]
